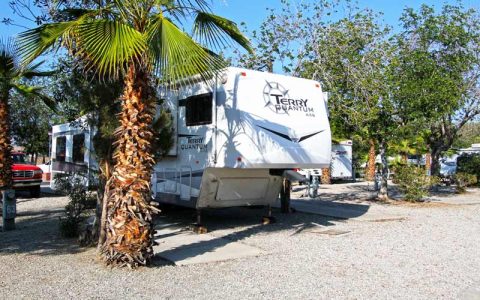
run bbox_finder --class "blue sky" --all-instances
[1,0,479,39]
[1,0,478,67]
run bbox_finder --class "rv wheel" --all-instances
[192,224,208,234]
[262,216,276,225]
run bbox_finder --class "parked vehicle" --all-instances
[49,68,332,217]
[153,67,331,209]
[12,152,43,197]
[49,117,97,189]
[299,140,353,182]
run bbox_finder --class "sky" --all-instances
[1,0,479,38]
[211,0,480,35]
[0,0,479,66]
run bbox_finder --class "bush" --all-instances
[454,172,478,193]
[55,173,96,238]
[456,153,480,183]
[394,165,438,202]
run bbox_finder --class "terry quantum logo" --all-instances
[263,81,315,117]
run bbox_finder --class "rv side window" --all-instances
[72,134,85,163]
[185,93,212,126]
[56,136,66,162]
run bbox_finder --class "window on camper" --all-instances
[185,93,212,126]
[55,136,66,162]
[72,134,85,163]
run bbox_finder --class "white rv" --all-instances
[153,67,332,209]
[48,68,332,211]
[299,140,353,182]
[49,117,97,189]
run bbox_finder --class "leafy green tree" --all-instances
[18,0,251,268]
[10,86,52,162]
[453,122,480,149]
[0,38,54,190]
[393,4,480,175]
[235,1,399,199]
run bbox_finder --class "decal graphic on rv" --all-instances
[256,125,324,143]
[179,134,208,152]
[263,81,315,117]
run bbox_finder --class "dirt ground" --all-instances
[1,184,479,299]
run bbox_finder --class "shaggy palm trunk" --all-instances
[425,152,432,176]
[321,167,331,184]
[100,65,159,268]
[366,139,376,181]
[0,94,13,190]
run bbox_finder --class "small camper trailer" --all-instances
[49,117,97,189]
[152,67,332,209]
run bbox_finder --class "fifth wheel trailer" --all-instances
[48,68,332,213]
[152,67,332,209]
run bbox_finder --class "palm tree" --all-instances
[366,139,376,181]
[18,0,252,268]
[0,39,54,191]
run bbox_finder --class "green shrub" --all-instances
[394,165,438,202]
[55,173,96,238]
[454,172,478,193]
[457,153,480,182]
[59,217,80,238]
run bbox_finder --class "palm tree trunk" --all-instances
[100,64,159,268]
[321,167,331,184]
[425,152,431,176]
[366,139,376,181]
[0,95,13,190]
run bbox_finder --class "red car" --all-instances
[12,152,43,197]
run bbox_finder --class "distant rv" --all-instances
[298,140,353,182]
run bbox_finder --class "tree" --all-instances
[235,2,398,199]
[302,11,396,200]
[10,81,53,163]
[453,122,480,148]
[18,0,251,268]
[0,38,54,190]
[393,4,480,175]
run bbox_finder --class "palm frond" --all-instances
[193,12,252,54]
[73,20,147,77]
[21,60,56,79]
[161,0,210,19]
[173,0,210,12]
[0,38,19,76]
[147,14,225,85]
[12,83,57,112]
[17,21,80,66]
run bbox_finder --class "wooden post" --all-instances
[280,178,291,213]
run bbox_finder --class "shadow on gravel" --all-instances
[0,201,87,257]
[295,182,406,203]
[428,185,458,198]
[152,206,349,265]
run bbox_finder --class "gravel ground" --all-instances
[1,185,479,299]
